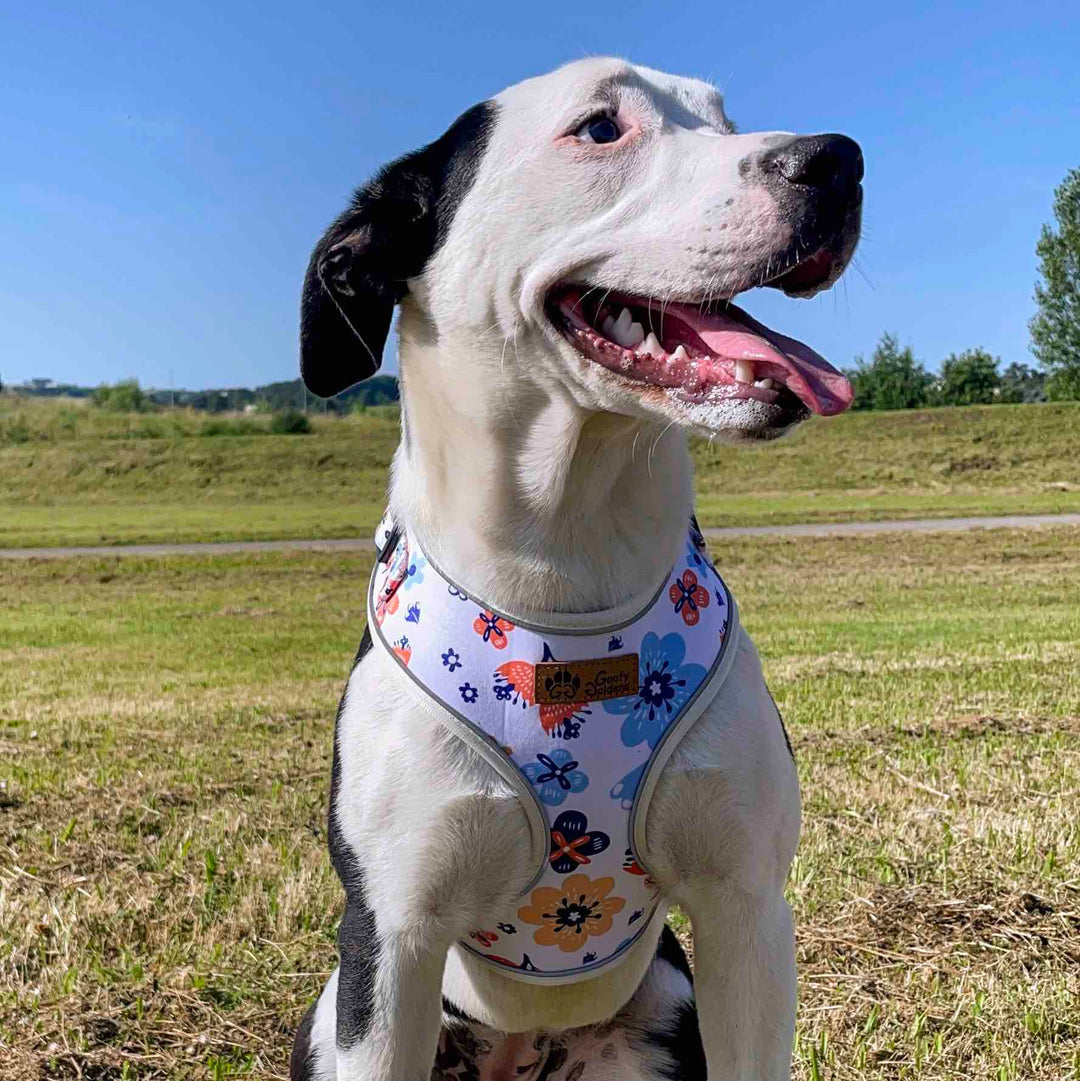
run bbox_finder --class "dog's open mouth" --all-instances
[550,271,854,417]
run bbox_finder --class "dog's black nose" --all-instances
[760,134,864,193]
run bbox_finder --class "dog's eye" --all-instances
[576,115,622,145]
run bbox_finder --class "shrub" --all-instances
[846,333,934,411]
[270,409,312,434]
[1047,367,1080,401]
[998,363,1047,404]
[938,349,1001,406]
[92,379,150,413]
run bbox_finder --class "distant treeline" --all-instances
[3,375,400,413]
[3,343,1072,414]
[843,335,1066,411]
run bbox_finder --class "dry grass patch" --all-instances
[2,529,1079,1078]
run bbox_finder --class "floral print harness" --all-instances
[368,514,740,985]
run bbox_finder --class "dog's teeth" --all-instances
[754,377,778,390]
[641,331,664,357]
[671,344,689,362]
[735,358,755,384]
[614,307,634,336]
[601,316,617,339]
[613,319,645,349]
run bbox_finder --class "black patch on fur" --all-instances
[656,924,694,985]
[351,625,374,672]
[767,687,795,761]
[289,999,318,1080]
[535,1044,569,1081]
[328,653,380,1050]
[301,101,498,398]
[641,1001,707,1081]
[442,997,482,1024]
[434,1024,492,1081]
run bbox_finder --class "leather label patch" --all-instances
[534,654,639,705]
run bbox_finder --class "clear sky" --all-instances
[2,1,1077,390]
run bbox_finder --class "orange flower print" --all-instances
[474,610,515,649]
[392,637,411,665]
[493,660,590,739]
[375,590,399,626]
[669,569,710,627]
[517,874,625,953]
[494,660,536,706]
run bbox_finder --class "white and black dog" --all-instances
[291,58,861,1081]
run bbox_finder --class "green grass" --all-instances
[2,527,1079,1078]
[2,395,1079,547]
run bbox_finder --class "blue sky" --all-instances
[2,0,1077,390]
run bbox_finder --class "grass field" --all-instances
[2,395,1079,548]
[3,526,1079,1079]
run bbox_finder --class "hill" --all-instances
[2,395,1078,548]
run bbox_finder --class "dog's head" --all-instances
[301,58,862,441]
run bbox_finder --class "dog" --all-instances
[290,57,862,1081]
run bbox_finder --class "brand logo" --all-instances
[534,654,639,705]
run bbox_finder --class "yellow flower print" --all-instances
[517,873,626,953]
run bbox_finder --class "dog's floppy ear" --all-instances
[300,101,497,399]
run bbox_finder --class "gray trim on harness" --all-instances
[629,583,741,868]
[457,900,668,986]
[419,538,674,636]
[367,542,742,985]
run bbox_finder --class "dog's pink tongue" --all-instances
[671,302,854,416]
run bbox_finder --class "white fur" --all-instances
[306,57,844,1081]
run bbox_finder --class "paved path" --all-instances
[2,513,1079,561]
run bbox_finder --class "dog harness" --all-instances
[368,514,740,984]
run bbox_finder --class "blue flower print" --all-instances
[608,635,623,652]
[603,632,706,750]
[628,908,644,925]
[459,682,479,704]
[686,521,716,569]
[610,761,645,810]
[447,585,469,601]
[582,952,597,964]
[522,749,589,806]
[686,533,708,573]
[441,648,462,673]
[405,602,421,624]
[400,554,427,591]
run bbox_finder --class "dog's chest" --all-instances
[370,521,736,983]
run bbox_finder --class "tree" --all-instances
[938,348,1001,405]
[998,362,1047,404]
[846,333,934,411]
[1030,167,1080,399]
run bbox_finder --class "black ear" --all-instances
[300,101,498,399]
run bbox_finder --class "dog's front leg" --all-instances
[330,787,537,1081]
[649,634,802,1080]
[676,878,797,1080]
[334,891,449,1081]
